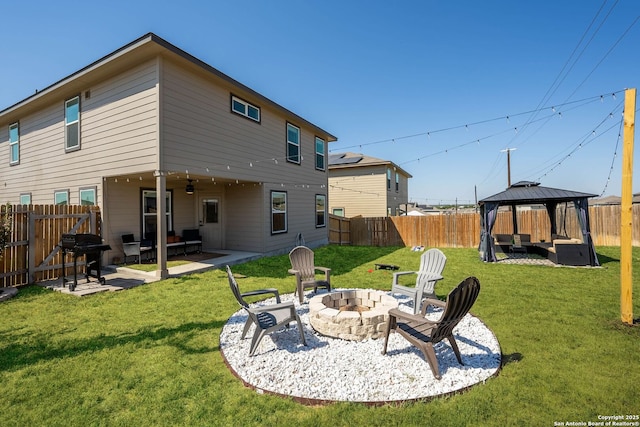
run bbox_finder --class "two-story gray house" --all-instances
[0,33,337,277]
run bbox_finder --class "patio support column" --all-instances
[154,170,169,279]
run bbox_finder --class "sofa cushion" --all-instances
[182,229,201,242]
[494,234,512,244]
[553,238,582,245]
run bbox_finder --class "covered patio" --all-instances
[478,181,599,266]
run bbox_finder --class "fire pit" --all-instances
[308,290,398,341]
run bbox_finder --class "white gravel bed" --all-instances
[220,290,501,403]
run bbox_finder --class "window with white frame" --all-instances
[271,191,287,234]
[19,193,31,205]
[79,187,96,205]
[54,190,69,205]
[315,137,325,170]
[395,172,399,191]
[315,194,326,227]
[9,122,19,165]
[286,123,300,164]
[231,95,260,122]
[142,190,173,238]
[387,168,391,190]
[332,207,344,217]
[65,96,80,151]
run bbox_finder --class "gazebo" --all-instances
[478,181,599,266]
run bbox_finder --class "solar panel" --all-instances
[329,155,363,165]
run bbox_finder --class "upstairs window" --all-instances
[65,96,80,151]
[231,95,260,122]
[387,168,391,190]
[395,172,399,191]
[286,123,300,164]
[315,137,325,170]
[316,194,326,227]
[9,122,19,165]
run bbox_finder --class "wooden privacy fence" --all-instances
[347,205,640,248]
[1,204,101,287]
[328,214,351,245]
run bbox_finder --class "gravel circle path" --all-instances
[220,290,501,405]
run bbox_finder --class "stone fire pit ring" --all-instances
[308,289,399,341]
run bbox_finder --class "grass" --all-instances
[1,245,639,426]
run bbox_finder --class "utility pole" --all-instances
[501,148,517,187]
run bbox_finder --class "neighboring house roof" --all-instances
[328,152,412,177]
[478,181,597,205]
[0,33,337,142]
[591,193,640,205]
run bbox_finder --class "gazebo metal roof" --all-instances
[478,181,597,205]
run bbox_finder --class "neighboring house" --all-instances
[591,194,640,205]
[328,152,411,218]
[402,203,443,216]
[0,33,336,277]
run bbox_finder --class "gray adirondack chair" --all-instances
[288,246,331,303]
[382,276,481,379]
[226,265,306,356]
[391,248,446,314]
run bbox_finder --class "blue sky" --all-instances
[2,1,638,205]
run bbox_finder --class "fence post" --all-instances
[28,209,36,284]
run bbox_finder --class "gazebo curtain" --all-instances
[574,197,600,266]
[479,202,499,262]
[545,202,557,237]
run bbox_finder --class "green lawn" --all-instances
[1,246,639,426]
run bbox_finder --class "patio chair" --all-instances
[288,246,331,304]
[382,276,481,380]
[121,234,154,264]
[391,248,446,314]
[226,265,307,356]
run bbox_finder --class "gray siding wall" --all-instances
[0,61,159,205]
[387,168,410,216]
[225,185,264,252]
[160,59,329,253]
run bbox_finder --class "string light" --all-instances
[102,90,626,204]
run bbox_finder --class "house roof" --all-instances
[328,152,412,177]
[0,33,337,142]
[591,193,640,205]
[478,181,597,205]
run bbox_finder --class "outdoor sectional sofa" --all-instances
[145,229,203,257]
[493,233,590,266]
[493,234,531,254]
[538,237,590,266]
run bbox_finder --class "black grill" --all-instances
[61,233,111,291]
